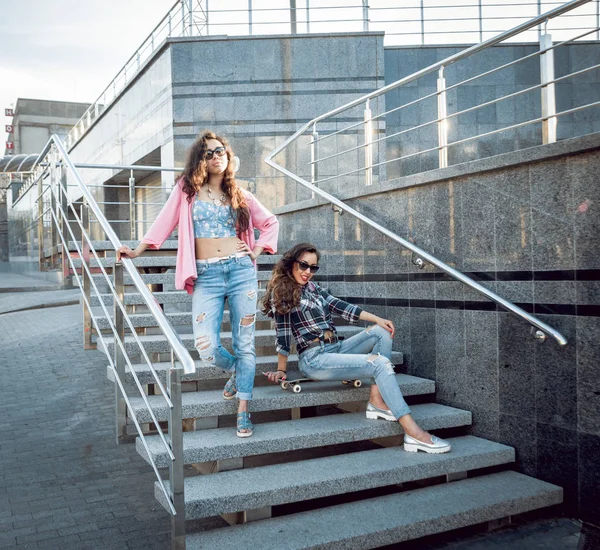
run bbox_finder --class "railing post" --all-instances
[59,164,72,286]
[81,200,94,350]
[129,170,136,240]
[248,0,253,35]
[310,124,319,199]
[114,261,128,444]
[169,355,186,549]
[478,0,483,42]
[290,0,297,34]
[362,0,369,32]
[540,30,557,144]
[37,170,44,269]
[437,66,448,169]
[364,100,373,186]
[49,151,57,263]
[420,0,425,45]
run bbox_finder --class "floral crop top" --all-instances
[192,199,237,239]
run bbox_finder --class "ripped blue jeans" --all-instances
[298,324,411,419]
[192,255,258,401]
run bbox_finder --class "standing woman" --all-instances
[262,243,450,454]
[118,131,279,437]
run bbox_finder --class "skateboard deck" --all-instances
[279,371,362,393]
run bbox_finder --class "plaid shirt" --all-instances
[274,281,363,356]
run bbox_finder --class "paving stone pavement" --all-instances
[0,303,178,549]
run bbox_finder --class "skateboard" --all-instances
[278,371,362,393]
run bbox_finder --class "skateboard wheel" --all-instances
[292,384,302,393]
[281,381,289,390]
[353,380,362,388]
[342,380,349,385]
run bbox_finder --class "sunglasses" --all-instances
[205,146,227,160]
[296,260,320,274]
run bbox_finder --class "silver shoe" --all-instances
[366,402,396,422]
[404,434,451,454]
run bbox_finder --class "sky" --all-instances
[1,0,174,144]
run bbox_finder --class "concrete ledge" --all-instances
[185,471,562,549]
[159,436,513,519]
[128,373,435,422]
[108,351,404,385]
[139,404,469,467]
[101,323,358,356]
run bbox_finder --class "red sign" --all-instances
[6,141,14,149]
[5,109,13,117]
[5,125,13,133]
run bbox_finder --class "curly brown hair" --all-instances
[261,243,321,316]
[180,131,250,233]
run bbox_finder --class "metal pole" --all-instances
[420,0,425,45]
[290,0,297,34]
[364,100,373,186]
[437,66,448,169]
[188,0,193,36]
[37,170,44,269]
[310,124,319,199]
[81,200,94,350]
[362,0,369,32]
[478,0,483,42]
[169,355,186,549]
[248,0,253,35]
[113,262,128,444]
[59,165,72,286]
[49,150,57,263]
[129,170,136,240]
[597,0,599,41]
[540,31,557,144]
[538,0,542,38]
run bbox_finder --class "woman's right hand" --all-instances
[117,245,138,261]
[264,371,286,384]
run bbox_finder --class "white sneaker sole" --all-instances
[404,441,451,454]
[366,410,396,422]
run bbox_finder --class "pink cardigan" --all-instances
[141,178,279,294]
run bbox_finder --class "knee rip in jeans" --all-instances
[195,313,207,324]
[246,289,257,300]
[367,353,395,375]
[240,313,256,328]
[195,335,215,363]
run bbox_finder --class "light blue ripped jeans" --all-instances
[298,324,411,419]
[192,255,258,401]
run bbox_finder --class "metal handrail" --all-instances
[264,4,584,347]
[34,136,196,375]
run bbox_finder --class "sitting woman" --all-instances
[262,243,450,454]
[118,131,279,438]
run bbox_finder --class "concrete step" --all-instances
[91,270,273,287]
[101,324,359,356]
[156,436,514,520]
[184,470,562,549]
[72,254,280,270]
[91,288,266,306]
[95,308,274,330]
[138,404,471,468]
[108,351,404,385]
[68,240,179,252]
[128,373,435,423]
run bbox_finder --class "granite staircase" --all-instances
[77,241,562,549]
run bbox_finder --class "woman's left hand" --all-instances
[237,241,257,260]
[375,317,395,337]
